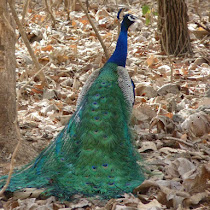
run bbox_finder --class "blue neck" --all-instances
[107,25,128,67]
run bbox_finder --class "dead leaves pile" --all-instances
[0,0,210,209]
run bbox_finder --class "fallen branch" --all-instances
[195,22,210,33]
[163,136,194,147]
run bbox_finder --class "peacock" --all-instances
[0,13,145,200]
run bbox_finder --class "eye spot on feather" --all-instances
[61,158,65,161]
[103,111,108,115]
[94,116,100,121]
[108,176,114,179]
[94,130,98,133]
[93,185,99,189]
[102,163,108,168]
[94,93,100,99]
[103,135,108,139]
[92,166,97,170]
[108,182,114,186]
[92,109,95,112]
[92,102,98,106]
[92,102,99,108]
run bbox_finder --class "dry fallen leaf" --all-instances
[135,83,157,98]
[13,188,44,200]
[138,141,157,152]
[183,163,210,193]
[181,111,210,138]
[146,54,159,67]
[138,199,163,210]
[150,115,176,134]
[166,158,196,179]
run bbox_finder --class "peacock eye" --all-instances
[94,117,99,121]
[102,163,108,167]
[128,15,135,22]
[92,166,97,170]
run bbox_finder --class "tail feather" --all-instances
[0,14,145,199]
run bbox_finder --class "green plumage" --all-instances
[0,63,144,199]
[0,13,145,200]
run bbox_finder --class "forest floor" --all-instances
[0,0,209,209]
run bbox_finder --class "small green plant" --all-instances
[142,5,158,25]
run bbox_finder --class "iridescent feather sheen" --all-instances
[0,14,144,200]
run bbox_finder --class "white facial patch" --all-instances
[128,15,135,22]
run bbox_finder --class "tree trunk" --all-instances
[0,0,18,162]
[158,0,192,56]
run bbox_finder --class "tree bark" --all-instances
[158,0,193,56]
[0,0,18,162]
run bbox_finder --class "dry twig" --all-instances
[2,12,14,32]
[45,0,56,28]
[22,0,30,25]
[77,0,109,60]
[163,136,194,147]
[8,0,45,81]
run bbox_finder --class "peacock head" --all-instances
[121,14,136,30]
